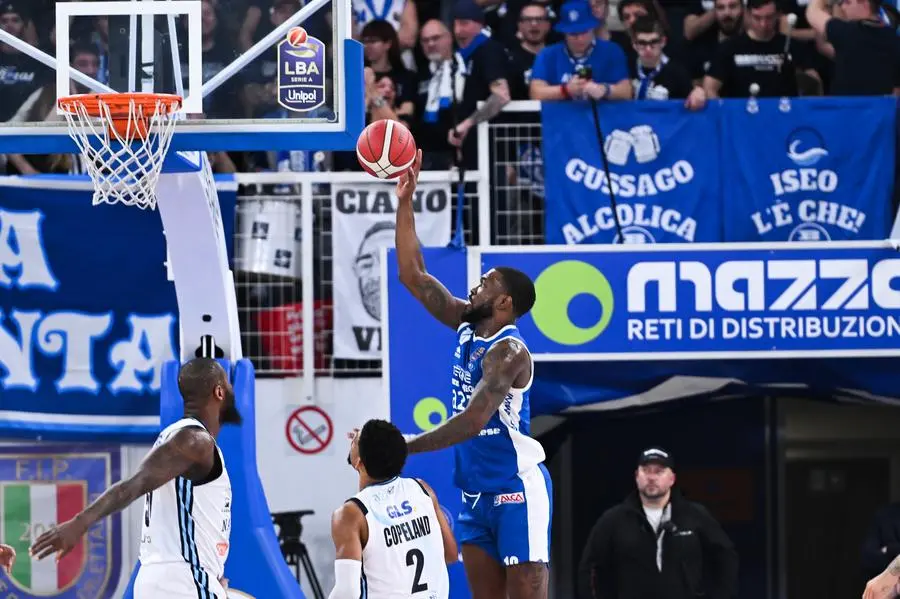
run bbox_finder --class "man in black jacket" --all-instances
[577,448,739,599]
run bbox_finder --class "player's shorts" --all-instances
[456,464,553,566]
[135,563,227,599]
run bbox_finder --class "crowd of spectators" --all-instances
[0,0,899,174]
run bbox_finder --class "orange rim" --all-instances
[57,92,182,117]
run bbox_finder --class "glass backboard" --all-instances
[0,0,363,154]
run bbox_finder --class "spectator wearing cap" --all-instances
[0,2,49,123]
[530,0,632,102]
[577,448,739,599]
[806,0,900,95]
[446,0,512,167]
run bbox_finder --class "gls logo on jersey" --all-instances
[750,128,865,241]
[387,501,414,519]
[562,124,699,244]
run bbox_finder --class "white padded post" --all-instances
[155,156,241,362]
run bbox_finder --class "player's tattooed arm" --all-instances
[395,150,467,329]
[407,339,529,454]
[29,428,215,561]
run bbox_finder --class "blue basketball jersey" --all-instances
[450,323,546,494]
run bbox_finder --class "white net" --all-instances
[58,94,181,210]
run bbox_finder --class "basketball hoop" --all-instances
[57,92,183,210]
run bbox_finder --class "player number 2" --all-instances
[406,548,428,593]
[452,389,468,411]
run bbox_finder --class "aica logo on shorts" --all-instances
[277,31,326,112]
[494,492,525,507]
[387,500,414,519]
[0,447,121,598]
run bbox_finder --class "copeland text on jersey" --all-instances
[353,477,450,599]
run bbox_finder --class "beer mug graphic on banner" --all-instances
[630,125,660,163]
[604,130,635,166]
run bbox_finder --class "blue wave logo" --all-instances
[786,128,828,166]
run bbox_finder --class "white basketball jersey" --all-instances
[140,418,232,584]
[352,477,449,599]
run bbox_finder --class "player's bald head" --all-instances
[178,358,228,404]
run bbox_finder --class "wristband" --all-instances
[600,83,611,100]
[561,82,571,100]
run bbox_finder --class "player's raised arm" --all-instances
[30,427,216,561]
[328,502,365,599]
[407,337,529,454]
[395,149,468,329]
[416,478,458,564]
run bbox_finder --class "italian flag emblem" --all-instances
[1,482,86,593]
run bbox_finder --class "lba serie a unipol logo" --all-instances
[278,27,327,112]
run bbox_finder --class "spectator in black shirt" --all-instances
[482,0,562,48]
[361,20,416,121]
[447,0,512,166]
[0,2,48,123]
[806,0,900,95]
[704,0,818,97]
[614,0,658,64]
[630,16,708,108]
[508,3,553,99]
[683,0,744,79]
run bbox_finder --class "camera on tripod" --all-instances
[272,510,324,599]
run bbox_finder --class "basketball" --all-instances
[356,119,417,180]
[287,27,308,46]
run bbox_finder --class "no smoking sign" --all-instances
[285,406,334,455]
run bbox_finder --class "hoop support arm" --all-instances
[156,157,242,361]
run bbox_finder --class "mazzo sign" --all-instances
[541,101,721,245]
[331,181,451,360]
[480,244,900,358]
[0,182,181,438]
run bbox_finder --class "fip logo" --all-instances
[530,260,614,346]
[786,128,828,167]
[387,500,414,519]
